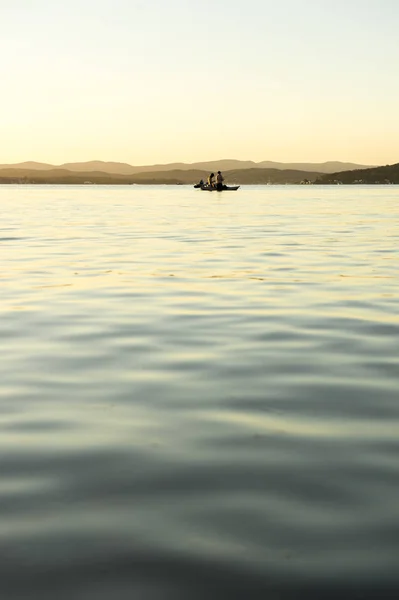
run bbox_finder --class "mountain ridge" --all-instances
[0,159,376,175]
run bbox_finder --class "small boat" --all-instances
[199,184,240,191]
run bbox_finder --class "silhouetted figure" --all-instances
[208,173,215,188]
[216,170,224,191]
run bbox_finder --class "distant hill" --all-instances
[0,167,185,185]
[315,162,399,184]
[0,166,321,185]
[0,161,56,170]
[256,161,375,173]
[61,161,139,174]
[0,159,376,175]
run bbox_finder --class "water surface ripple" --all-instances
[1,185,399,599]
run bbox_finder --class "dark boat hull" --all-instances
[198,185,240,191]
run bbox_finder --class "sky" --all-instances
[1,0,398,166]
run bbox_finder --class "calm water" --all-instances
[1,184,399,599]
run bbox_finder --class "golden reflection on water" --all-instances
[200,410,399,441]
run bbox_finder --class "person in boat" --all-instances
[216,170,225,191]
[207,173,215,188]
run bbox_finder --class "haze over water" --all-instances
[1,184,399,599]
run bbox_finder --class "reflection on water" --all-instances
[1,185,399,599]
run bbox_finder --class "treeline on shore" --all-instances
[314,163,399,185]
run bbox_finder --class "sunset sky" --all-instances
[1,0,398,166]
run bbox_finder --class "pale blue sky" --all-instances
[1,0,398,165]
